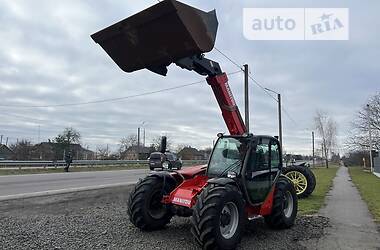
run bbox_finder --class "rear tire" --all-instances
[127,176,174,230]
[283,165,316,198]
[191,184,245,250]
[264,177,297,229]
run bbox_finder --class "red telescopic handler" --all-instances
[91,1,298,249]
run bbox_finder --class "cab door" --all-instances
[244,137,281,204]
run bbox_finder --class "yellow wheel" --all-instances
[284,171,308,195]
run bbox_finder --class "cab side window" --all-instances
[270,142,280,169]
[253,139,270,171]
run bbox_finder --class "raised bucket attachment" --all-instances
[91,0,218,76]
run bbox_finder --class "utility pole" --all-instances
[38,125,41,160]
[38,125,41,143]
[137,127,141,160]
[143,128,146,148]
[0,135,3,145]
[278,93,282,150]
[5,137,8,146]
[264,88,283,150]
[243,64,249,133]
[367,104,373,172]
[312,131,315,167]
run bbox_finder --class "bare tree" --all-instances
[119,135,138,153]
[55,127,81,145]
[314,110,337,168]
[9,139,32,160]
[174,144,188,154]
[152,136,173,151]
[96,146,111,160]
[346,93,380,151]
[53,127,81,159]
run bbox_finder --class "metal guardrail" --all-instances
[0,160,208,169]
[0,159,325,169]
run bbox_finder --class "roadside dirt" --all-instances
[0,186,329,250]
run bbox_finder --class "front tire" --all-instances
[127,176,174,230]
[264,177,297,229]
[191,184,245,250]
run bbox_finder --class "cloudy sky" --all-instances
[0,0,379,155]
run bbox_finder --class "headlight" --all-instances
[163,161,169,169]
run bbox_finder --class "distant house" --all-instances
[31,142,94,160]
[178,146,209,160]
[0,144,14,160]
[199,149,212,160]
[121,146,155,160]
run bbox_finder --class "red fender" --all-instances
[163,175,209,208]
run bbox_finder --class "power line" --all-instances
[214,47,244,71]
[214,46,279,102]
[0,112,45,123]
[281,105,298,125]
[214,46,299,125]
[0,70,242,109]
[247,74,279,103]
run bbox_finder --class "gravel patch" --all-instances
[0,186,329,250]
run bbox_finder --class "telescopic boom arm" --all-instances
[176,55,247,135]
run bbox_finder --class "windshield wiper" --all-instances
[218,160,242,177]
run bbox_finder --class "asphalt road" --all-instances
[0,169,149,200]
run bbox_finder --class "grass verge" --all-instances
[348,166,380,223]
[298,166,339,215]
[0,164,147,176]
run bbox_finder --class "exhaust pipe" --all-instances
[160,136,167,153]
[91,0,218,76]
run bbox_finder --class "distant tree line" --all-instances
[8,129,213,161]
[344,93,380,167]
[9,127,88,161]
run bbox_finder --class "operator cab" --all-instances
[207,134,282,205]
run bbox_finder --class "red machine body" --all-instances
[206,73,247,136]
[163,73,274,219]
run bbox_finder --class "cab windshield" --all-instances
[207,137,248,177]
